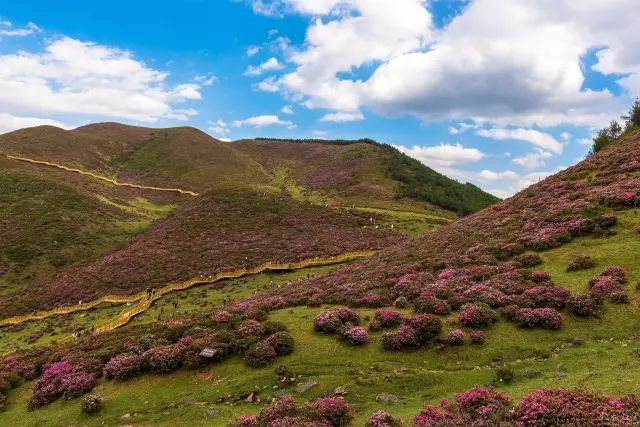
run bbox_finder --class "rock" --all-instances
[245,392,256,403]
[120,413,131,419]
[295,379,318,394]
[203,409,219,418]
[376,393,405,406]
[334,386,347,396]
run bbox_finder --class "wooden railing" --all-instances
[2,154,199,196]
[0,250,376,334]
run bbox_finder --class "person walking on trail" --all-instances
[172,301,178,310]
[146,287,151,299]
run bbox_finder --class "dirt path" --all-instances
[2,153,199,196]
[0,250,376,334]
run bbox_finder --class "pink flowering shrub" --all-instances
[264,332,295,356]
[515,308,563,329]
[235,415,259,426]
[0,354,38,379]
[374,310,404,328]
[244,341,277,368]
[365,410,403,427]
[598,266,627,284]
[177,336,193,345]
[103,353,144,381]
[381,325,418,351]
[514,389,640,426]
[447,329,465,346]
[469,330,485,344]
[142,344,184,374]
[522,286,570,309]
[567,293,602,317]
[238,320,267,337]
[415,387,512,426]
[314,308,360,333]
[414,295,451,315]
[342,326,369,346]
[313,397,354,426]
[458,303,498,328]
[29,360,96,408]
[406,314,442,344]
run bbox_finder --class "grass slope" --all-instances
[3,211,640,425]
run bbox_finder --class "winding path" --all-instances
[0,250,376,334]
[2,154,199,196]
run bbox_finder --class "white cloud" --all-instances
[512,149,553,170]
[247,46,260,57]
[560,131,571,142]
[0,21,41,37]
[208,119,230,139]
[448,122,478,135]
[320,111,364,123]
[256,77,280,92]
[0,113,68,134]
[281,105,294,114]
[395,143,485,169]
[476,127,564,154]
[194,74,217,86]
[0,37,204,128]
[252,0,640,129]
[232,114,294,128]
[245,57,284,76]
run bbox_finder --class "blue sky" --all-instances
[0,0,638,197]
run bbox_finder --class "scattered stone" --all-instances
[376,392,405,406]
[203,409,219,418]
[121,413,131,419]
[295,379,318,394]
[334,386,347,396]
[521,369,541,379]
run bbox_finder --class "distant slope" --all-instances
[236,138,499,215]
[232,130,640,309]
[0,187,403,316]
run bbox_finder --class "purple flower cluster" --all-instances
[313,307,360,333]
[103,353,143,381]
[142,344,185,374]
[365,410,402,427]
[515,308,563,330]
[381,314,442,351]
[29,360,96,408]
[374,309,404,328]
[469,330,485,344]
[447,329,465,346]
[522,286,570,309]
[459,303,498,328]
[342,326,369,346]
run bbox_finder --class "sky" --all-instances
[0,0,639,198]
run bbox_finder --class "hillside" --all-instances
[236,138,499,215]
[0,186,403,316]
[0,132,638,425]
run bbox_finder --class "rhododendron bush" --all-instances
[29,360,96,408]
[414,387,640,426]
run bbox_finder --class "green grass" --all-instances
[4,210,640,426]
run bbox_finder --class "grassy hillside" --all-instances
[237,138,498,215]
[1,130,638,425]
[0,186,403,316]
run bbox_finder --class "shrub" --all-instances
[522,286,570,309]
[609,291,629,304]
[393,296,409,309]
[235,415,259,426]
[529,271,551,283]
[381,326,417,351]
[447,329,465,346]
[264,332,295,356]
[365,410,402,427]
[469,330,485,344]
[313,308,360,334]
[566,255,595,272]
[599,266,627,284]
[342,326,369,346]
[244,341,277,368]
[514,388,640,425]
[516,253,542,267]
[406,314,442,344]
[29,361,96,408]
[142,344,184,374]
[494,368,515,385]
[312,397,353,427]
[414,295,451,315]
[81,393,103,415]
[103,353,143,381]
[459,303,498,328]
[515,308,563,329]
[374,310,404,328]
[237,320,267,338]
[567,293,602,317]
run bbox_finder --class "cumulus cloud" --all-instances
[251,0,639,129]
[512,150,553,170]
[320,111,364,122]
[232,114,294,128]
[247,46,260,57]
[281,105,294,114]
[245,57,284,76]
[476,128,564,154]
[208,119,230,139]
[0,113,68,134]
[394,143,485,169]
[0,37,204,129]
